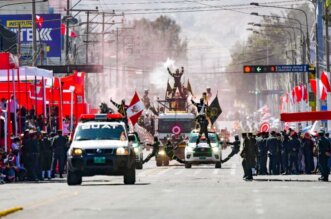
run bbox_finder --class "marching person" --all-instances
[288,132,300,174]
[143,136,161,164]
[240,133,255,181]
[165,139,184,164]
[110,98,129,129]
[267,131,281,175]
[317,130,331,181]
[222,135,240,163]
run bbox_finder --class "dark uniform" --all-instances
[288,133,300,174]
[281,133,290,174]
[191,98,210,146]
[258,133,268,175]
[317,132,331,181]
[222,135,240,163]
[143,137,161,164]
[39,134,53,179]
[240,133,255,180]
[168,67,184,97]
[110,99,129,129]
[24,132,40,181]
[266,132,280,175]
[165,140,184,163]
[51,130,68,178]
[301,134,314,174]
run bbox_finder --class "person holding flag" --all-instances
[110,98,129,129]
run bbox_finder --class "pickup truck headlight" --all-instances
[212,147,219,153]
[116,147,129,155]
[134,148,139,153]
[186,147,194,153]
[71,148,83,156]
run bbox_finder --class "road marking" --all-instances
[24,191,79,209]
[213,169,219,175]
[230,164,236,175]
[0,207,23,217]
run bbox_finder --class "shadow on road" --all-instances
[253,179,329,183]
[82,182,151,186]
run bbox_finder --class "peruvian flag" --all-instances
[29,80,44,101]
[127,92,145,126]
[302,85,308,101]
[310,79,328,100]
[321,71,331,92]
[61,24,77,38]
[35,15,44,28]
[294,85,302,102]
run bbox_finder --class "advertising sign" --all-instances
[0,14,61,57]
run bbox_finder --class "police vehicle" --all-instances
[184,130,222,169]
[67,114,136,185]
[128,132,144,169]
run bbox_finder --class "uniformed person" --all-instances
[110,98,129,129]
[317,130,331,181]
[51,130,68,178]
[288,132,300,174]
[168,66,184,97]
[165,139,184,163]
[143,136,161,164]
[240,133,255,180]
[257,132,268,175]
[221,135,240,163]
[267,131,281,175]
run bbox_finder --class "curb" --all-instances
[0,207,23,218]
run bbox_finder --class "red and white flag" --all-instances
[310,79,328,101]
[61,24,77,38]
[294,85,302,102]
[127,92,145,126]
[35,15,44,28]
[321,71,331,92]
[302,85,308,101]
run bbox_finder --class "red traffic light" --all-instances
[244,66,251,73]
[270,66,276,72]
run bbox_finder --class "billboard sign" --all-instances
[0,14,61,58]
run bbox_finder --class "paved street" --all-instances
[1,149,331,219]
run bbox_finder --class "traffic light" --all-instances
[270,66,276,72]
[244,66,251,73]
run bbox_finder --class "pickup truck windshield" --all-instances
[74,124,126,141]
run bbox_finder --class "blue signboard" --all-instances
[0,14,61,57]
[275,65,309,73]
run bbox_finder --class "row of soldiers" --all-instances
[1,129,68,182]
[239,130,331,181]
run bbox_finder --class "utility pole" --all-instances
[32,0,37,66]
[86,11,90,64]
[65,0,70,65]
[17,25,21,66]
[116,27,119,88]
[101,12,105,65]
[325,4,331,130]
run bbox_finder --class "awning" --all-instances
[280,111,331,122]
[0,66,53,81]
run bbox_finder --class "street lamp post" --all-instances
[250,2,311,63]
[250,12,306,64]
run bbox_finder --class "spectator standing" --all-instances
[51,130,68,178]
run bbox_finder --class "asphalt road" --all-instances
[1,149,330,219]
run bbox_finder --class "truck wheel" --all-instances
[124,165,136,185]
[67,171,82,186]
[215,162,222,169]
[156,157,162,166]
[185,162,192,169]
[164,157,170,166]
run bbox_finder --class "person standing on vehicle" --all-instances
[143,136,161,164]
[51,130,68,178]
[168,67,184,97]
[110,98,129,129]
[165,139,184,164]
[240,133,255,180]
[317,130,331,181]
[191,97,211,146]
[222,135,240,163]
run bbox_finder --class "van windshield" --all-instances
[74,123,126,141]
